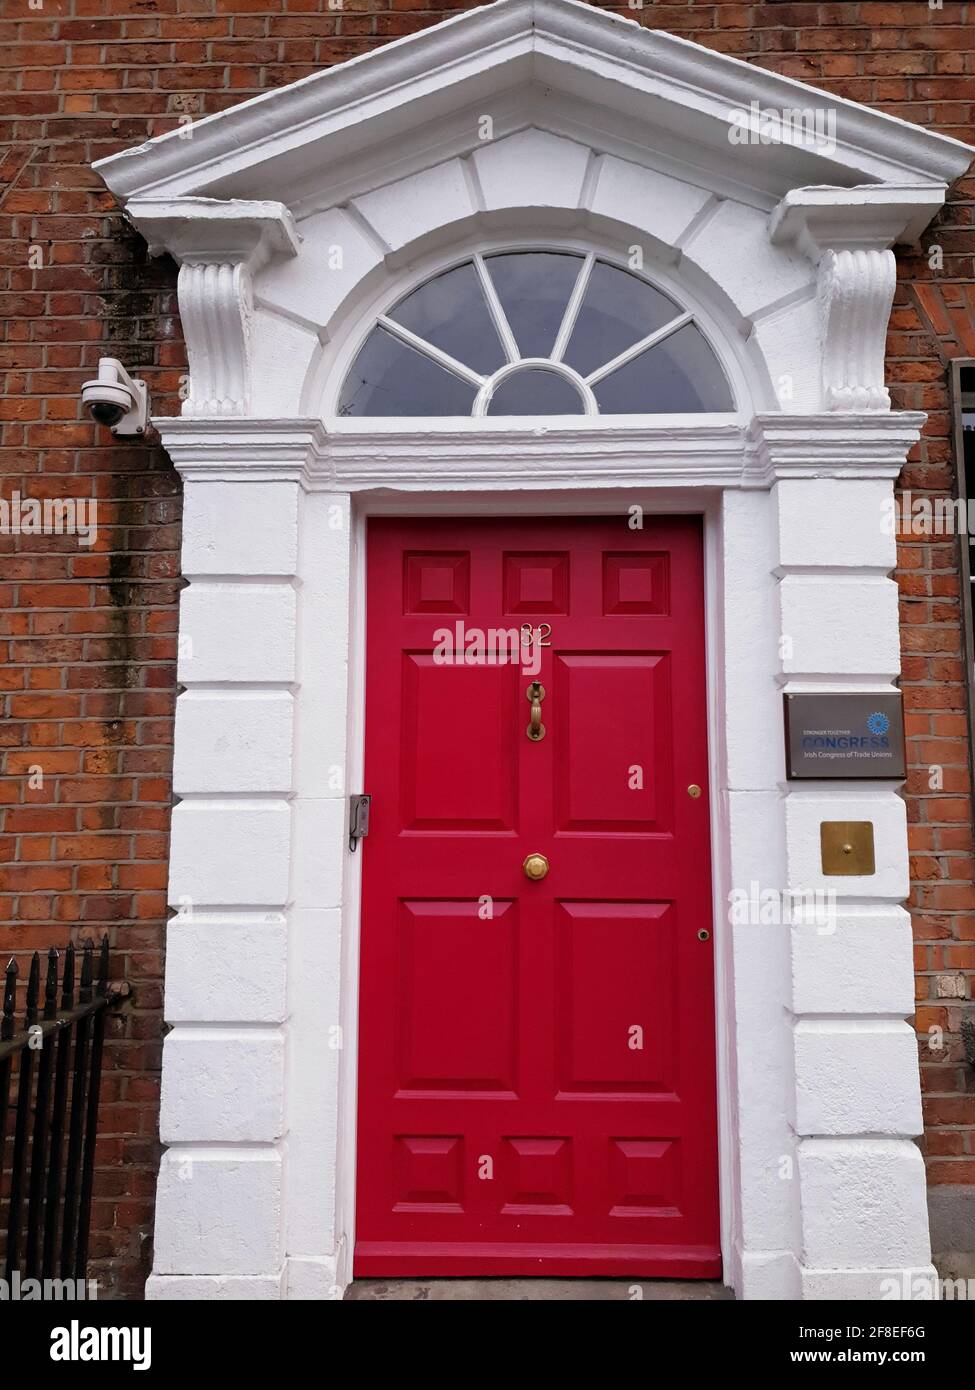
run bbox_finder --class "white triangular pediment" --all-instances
[95,0,971,212]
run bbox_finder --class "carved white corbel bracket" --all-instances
[770,184,946,413]
[816,246,896,412]
[124,197,300,417]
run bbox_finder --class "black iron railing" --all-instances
[0,937,117,1282]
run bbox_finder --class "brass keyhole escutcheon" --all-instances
[698,928,710,941]
[526,681,546,741]
[687,784,702,799]
[523,853,549,881]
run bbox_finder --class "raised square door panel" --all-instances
[502,552,570,614]
[403,551,471,615]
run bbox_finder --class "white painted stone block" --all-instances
[160,1027,285,1143]
[354,158,474,252]
[473,129,590,211]
[178,581,297,685]
[750,297,823,412]
[793,1019,923,1136]
[148,1272,285,1300]
[257,206,383,330]
[168,799,292,907]
[588,154,712,247]
[164,913,288,1024]
[152,1147,283,1276]
[785,792,908,898]
[173,690,294,795]
[797,1138,931,1269]
[287,1255,343,1301]
[685,199,814,321]
[775,478,896,571]
[778,574,900,676]
[800,1265,938,1301]
[248,306,321,419]
[790,908,915,1015]
[182,480,299,578]
[738,1250,801,1301]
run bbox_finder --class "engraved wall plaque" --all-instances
[784,692,906,780]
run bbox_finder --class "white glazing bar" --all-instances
[377,315,487,388]
[585,311,693,387]
[551,252,594,363]
[474,253,520,365]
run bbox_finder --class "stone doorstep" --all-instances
[345,1279,734,1301]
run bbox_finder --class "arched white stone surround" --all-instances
[92,0,974,1300]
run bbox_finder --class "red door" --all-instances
[354,516,720,1277]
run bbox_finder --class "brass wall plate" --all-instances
[820,821,875,875]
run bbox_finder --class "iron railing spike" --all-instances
[61,943,75,1011]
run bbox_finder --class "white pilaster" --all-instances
[145,453,302,1300]
[772,464,934,1299]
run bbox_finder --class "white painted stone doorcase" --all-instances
[94,0,974,1299]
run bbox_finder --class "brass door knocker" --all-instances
[526,681,546,741]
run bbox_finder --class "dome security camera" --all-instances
[81,358,149,436]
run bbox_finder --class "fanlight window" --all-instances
[337,251,734,417]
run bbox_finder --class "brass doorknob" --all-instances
[523,853,549,881]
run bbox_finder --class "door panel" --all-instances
[554,652,668,830]
[355,515,720,1277]
[400,656,517,830]
[397,898,519,1094]
[555,900,676,1095]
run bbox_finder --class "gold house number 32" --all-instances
[520,622,553,647]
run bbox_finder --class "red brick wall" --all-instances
[896,274,975,1194]
[1,0,973,1295]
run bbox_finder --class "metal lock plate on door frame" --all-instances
[349,793,372,852]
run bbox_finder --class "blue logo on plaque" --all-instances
[867,711,890,736]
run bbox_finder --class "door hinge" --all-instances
[349,793,371,852]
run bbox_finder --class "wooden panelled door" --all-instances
[354,516,720,1277]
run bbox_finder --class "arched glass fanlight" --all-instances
[337,251,734,417]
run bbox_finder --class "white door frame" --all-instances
[146,413,931,1301]
[340,490,734,1281]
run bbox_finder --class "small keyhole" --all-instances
[698,929,710,941]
